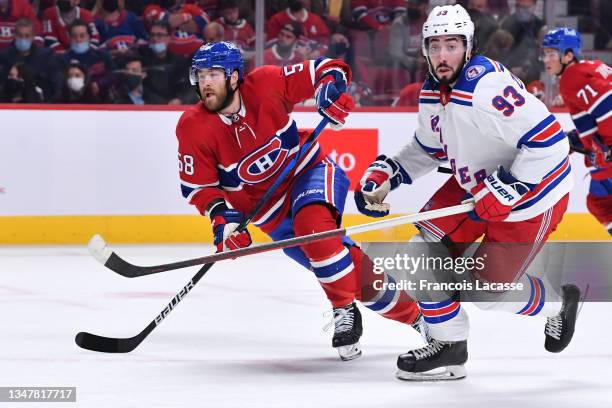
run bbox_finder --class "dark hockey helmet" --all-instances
[190,41,244,86]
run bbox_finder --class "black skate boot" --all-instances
[396,339,468,381]
[545,284,580,353]
[327,302,363,361]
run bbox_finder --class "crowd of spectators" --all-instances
[0,0,610,106]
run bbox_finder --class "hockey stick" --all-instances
[91,203,475,278]
[75,117,329,353]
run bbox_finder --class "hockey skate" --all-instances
[545,284,581,353]
[324,302,363,361]
[396,339,468,381]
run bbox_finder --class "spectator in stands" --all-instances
[114,54,166,104]
[0,18,62,100]
[1,62,43,102]
[203,20,224,43]
[481,28,513,66]
[216,0,253,51]
[55,61,103,102]
[351,0,406,31]
[93,0,147,54]
[0,0,42,50]
[466,0,498,50]
[266,0,329,49]
[500,0,544,83]
[326,32,372,106]
[263,21,305,66]
[394,80,423,107]
[457,0,509,21]
[139,21,194,104]
[389,0,428,82]
[59,19,116,99]
[42,0,100,52]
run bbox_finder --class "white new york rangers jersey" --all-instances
[395,55,573,221]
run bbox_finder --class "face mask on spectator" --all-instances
[57,0,74,13]
[121,73,143,91]
[5,78,25,95]
[103,0,119,12]
[149,42,167,54]
[330,42,348,57]
[67,77,85,92]
[71,41,90,54]
[15,38,32,52]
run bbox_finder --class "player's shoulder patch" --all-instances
[454,55,502,94]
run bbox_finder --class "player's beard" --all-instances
[203,79,237,112]
[434,62,462,86]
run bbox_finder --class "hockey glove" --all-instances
[470,166,534,222]
[586,134,611,169]
[315,74,355,130]
[566,130,585,154]
[210,207,252,253]
[355,155,411,217]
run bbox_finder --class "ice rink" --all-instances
[1,244,610,408]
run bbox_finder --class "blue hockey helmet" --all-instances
[542,27,582,57]
[190,42,244,86]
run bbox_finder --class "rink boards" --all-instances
[0,105,607,243]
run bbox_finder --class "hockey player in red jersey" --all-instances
[542,27,612,235]
[355,5,581,381]
[176,42,421,361]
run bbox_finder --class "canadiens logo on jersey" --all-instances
[237,137,292,184]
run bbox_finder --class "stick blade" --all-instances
[75,331,138,353]
[88,234,113,265]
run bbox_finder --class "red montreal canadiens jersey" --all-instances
[560,60,612,179]
[0,0,42,49]
[266,8,329,45]
[176,58,351,233]
[42,7,100,52]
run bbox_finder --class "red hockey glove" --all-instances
[211,207,252,253]
[470,167,534,222]
[315,75,355,130]
[585,134,611,169]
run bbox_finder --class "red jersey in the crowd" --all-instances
[176,58,351,233]
[351,0,406,25]
[216,17,254,50]
[266,8,329,46]
[560,59,612,179]
[169,29,202,58]
[263,44,304,67]
[42,6,100,52]
[0,0,42,49]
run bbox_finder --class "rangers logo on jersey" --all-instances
[466,65,486,81]
[237,137,291,184]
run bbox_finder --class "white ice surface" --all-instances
[0,245,610,408]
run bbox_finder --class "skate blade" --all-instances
[396,365,466,381]
[337,342,362,361]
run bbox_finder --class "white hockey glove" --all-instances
[354,155,411,217]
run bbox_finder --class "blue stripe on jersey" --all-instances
[516,114,556,148]
[513,162,572,211]
[452,55,499,94]
[181,183,194,199]
[522,129,566,148]
[449,98,473,107]
[415,135,445,156]
[591,92,612,121]
[516,276,535,315]
[419,98,439,104]
[573,112,598,135]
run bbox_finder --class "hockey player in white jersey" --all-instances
[354,4,581,380]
